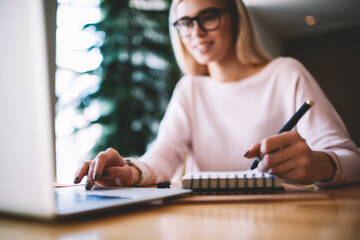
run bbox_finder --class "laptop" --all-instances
[0,0,190,220]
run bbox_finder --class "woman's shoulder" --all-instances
[270,56,308,74]
[171,75,196,99]
[174,74,208,90]
[263,57,315,90]
[177,74,207,83]
[270,56,305,69]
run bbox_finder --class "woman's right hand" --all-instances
[73,148,141,190]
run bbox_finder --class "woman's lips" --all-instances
[193,41,214,54]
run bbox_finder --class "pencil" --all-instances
[249,100,313,170]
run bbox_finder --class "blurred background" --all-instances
[53,0,360,183]
[55,0,180,183]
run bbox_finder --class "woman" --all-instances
[74,0,360,189]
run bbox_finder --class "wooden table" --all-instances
[0,184,359,240]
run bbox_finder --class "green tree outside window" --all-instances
[77,0,180,157]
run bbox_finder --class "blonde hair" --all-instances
[169,0,271,75]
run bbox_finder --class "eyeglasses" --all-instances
[173,8,231,37]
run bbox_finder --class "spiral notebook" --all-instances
[182,170,284,194]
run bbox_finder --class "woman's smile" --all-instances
[192,40,214,54]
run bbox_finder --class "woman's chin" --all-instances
[193,55,212,65]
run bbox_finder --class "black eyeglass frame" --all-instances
[172,8,232,37]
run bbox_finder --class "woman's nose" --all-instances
[191,20,206,37]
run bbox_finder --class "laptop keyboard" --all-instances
[53,186,191,215]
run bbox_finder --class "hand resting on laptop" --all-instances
[74,148,141,190]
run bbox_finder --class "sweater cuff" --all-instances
[315,151,342,188]
[125,158,155,186]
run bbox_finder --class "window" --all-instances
[56,0,102,183]
[55,0,177,184]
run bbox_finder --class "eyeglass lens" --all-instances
[175,10,221,36]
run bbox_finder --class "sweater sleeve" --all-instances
[286,58,360,187]
[134,76,193,186]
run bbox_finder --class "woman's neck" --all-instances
[207,56,267,83]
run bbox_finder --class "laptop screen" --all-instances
[0,0,57,218]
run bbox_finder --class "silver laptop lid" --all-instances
[0,0,56,218]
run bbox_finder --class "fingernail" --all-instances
[85,182,91,190]
[101,169,110,178]
[74,177,79,184]
[244,150,249,157]
[93,172,98,180]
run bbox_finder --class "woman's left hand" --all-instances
[244,131,335,184]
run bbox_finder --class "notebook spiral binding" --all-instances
[188,172,284,195]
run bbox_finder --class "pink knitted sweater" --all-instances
[133,57,360,187]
